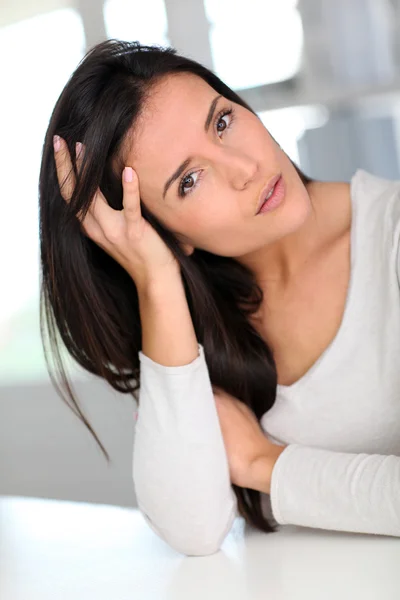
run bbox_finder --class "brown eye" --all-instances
[178,170,202,197]
[217,116,228,133]
[214,108,234,138]
[183,174,195,190]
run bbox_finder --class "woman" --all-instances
[40,39,400,556]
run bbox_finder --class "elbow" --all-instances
[170,536,226,557]
[172,514,236,556]
[139,503,237,557]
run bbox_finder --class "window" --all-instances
[204,0,303,90]
[258,105,329,167]
[104,0,169,47]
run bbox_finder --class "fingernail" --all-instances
[76,142,83,155]
[53,135,61,152]
[124,167,133,183]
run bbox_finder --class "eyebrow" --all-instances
[162,94,223,200]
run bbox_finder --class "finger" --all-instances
[55,138,121,243]
[74,140,119,225]
[76,193,108,242]
[70,141,103,239]
[76,141,84,173]
[72,141,112,238]
[121,167,142,223]
[53,135,75,203]
[84,183,122,243]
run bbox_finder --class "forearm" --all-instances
[133,271,238,555]
[268,445,400,535]
[137,268,199,366]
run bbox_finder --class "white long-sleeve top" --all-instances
[132,169,400,556]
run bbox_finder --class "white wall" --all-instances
[0,377,138,508]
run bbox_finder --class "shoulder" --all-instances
[351,170,400,241]
[308,170,400,247]
[351,169,400,203]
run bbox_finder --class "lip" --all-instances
[255,174,282,215]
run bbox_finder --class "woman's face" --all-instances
[125,72,311,259]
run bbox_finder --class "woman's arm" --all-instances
[261,444,400,536]
[133,272,237,557]
[213,391,400,536]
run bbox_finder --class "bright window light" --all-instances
[104,0,169,47]
[205,0,304,90]
[258,105,330,168]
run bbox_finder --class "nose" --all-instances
[219,148,258,190]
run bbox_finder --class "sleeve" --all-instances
[132,343,238,556]
[269,444,400,536]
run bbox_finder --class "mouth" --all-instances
[255,174,282,215]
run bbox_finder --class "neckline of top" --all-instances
[276,169,362,393]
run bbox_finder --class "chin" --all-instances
[288,190,313,228]
[266,186,313,243]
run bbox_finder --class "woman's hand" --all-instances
[213,387,287,494]
[53,136,179,287]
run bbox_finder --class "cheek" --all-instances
[185,200,241,237]
[183,210,248,257]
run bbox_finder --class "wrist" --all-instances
[136,267,183,301]
[249,444,287,495]
[136,265,181,293]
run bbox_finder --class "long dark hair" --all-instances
[39,39,312,534]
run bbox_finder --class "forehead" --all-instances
[125,74,218,194]
[137,73,216,140]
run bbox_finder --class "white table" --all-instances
[0,496,399,599]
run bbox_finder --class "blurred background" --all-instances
[1,0,400,508]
